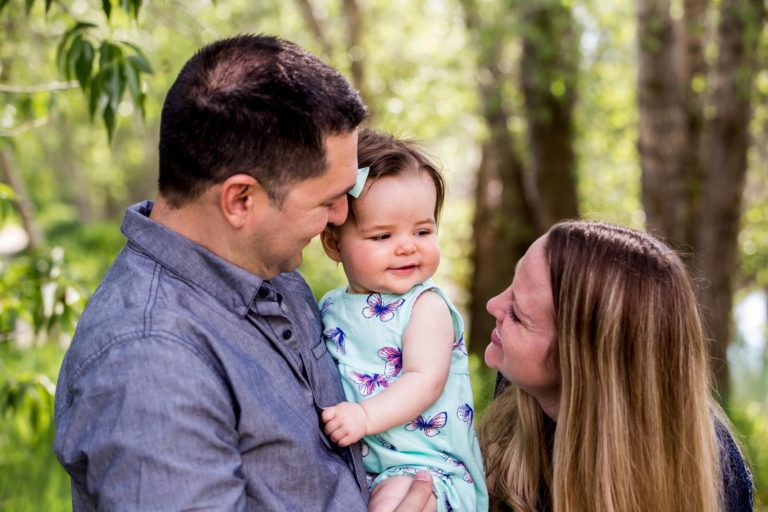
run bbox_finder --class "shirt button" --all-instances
[258,286,270,298]
[282,329,292,340]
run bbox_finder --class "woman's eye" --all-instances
[507,305,521,323]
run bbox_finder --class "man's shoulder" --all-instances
[62,248,220,381]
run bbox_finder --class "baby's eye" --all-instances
[416,229,433,237]
[371,233,390,241]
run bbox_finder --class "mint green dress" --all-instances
[319,279,488,511]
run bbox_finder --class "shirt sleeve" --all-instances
[716,419,754,512]
[54,333,245,511]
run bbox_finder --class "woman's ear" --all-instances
[321,228,343,262]
[219,174,266,228]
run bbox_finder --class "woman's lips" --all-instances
[490,327,502,346]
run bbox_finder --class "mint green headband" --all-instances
[348,167,370,198]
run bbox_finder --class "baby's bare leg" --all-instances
[368,475,438,512]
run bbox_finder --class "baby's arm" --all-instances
[322,291,454,447]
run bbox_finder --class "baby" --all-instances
[319,128,488,512]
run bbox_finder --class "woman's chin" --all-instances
[484,343,500,370]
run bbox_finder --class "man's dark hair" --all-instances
[158,34,367,207]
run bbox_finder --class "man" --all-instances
[54,35,432,511]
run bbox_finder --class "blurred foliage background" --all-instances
[1,0,767,509]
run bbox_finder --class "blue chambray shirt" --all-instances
[54,201,368,511]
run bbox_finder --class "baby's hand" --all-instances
[322,401,368,447]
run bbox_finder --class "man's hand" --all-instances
[322,401,368,447]
[393,471,434,512]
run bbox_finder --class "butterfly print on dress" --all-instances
[457,404,474,429]
[452,333,468,355]
[375,435,398,451]
[319,298,333,315]
[439,452,474,483]
[362,293,405,322]
[324,327,347,354]
[377,346,402,378]
[348,371,389,396]
[404,412,447,437]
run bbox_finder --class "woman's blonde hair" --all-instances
[480,220,725,511]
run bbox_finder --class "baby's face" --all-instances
[335,171,440,295]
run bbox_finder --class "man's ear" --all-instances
[321,228,343,263]
[219,174,265,228]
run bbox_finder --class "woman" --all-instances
[481,220,753,511]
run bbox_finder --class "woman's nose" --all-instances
[486,293,503,318]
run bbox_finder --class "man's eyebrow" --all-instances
[324,189,350,203]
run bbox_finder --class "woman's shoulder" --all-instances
[715,418,754,512]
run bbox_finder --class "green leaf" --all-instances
[103,103,116,142]
[123,61,146,119]
[88,72,103,119]
[119,0,143,18]
[65,33,84,82]
[57,21,98,76]
[123,44,153,73]
[98,40,123,68]
[75,40,95,90]
[102,0,112,19]
[123,60,140,101]
[61,21,98,41]
[102,64,124,110]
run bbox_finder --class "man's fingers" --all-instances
[393,471,433,512]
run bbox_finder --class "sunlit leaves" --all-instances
[0,183,15,224]
[0,0,142,18]
[56,24,153,141]
[0,246,86,338]
[101,0,143,20]
[0,373,55,447]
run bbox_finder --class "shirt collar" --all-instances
[120,200,263,318]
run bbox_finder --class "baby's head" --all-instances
[322,128,446,294]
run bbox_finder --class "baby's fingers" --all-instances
[324,417,343,436]
[336,434,354,448]
[321,406,337,423]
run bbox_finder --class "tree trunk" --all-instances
[637,0,764,397]
[637,0,694,247]
[462,1,540,358]
[520,1,579,227]
[695,0,764,397]
[341,0,369,107]
[295,0,372,118]
[294,0,333,58]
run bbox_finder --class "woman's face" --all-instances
[485,234,560,406]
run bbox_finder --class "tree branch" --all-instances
[293,0,333,57]
[0,148,44,250]
[0,81,78,94]
[0,117,50,138]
